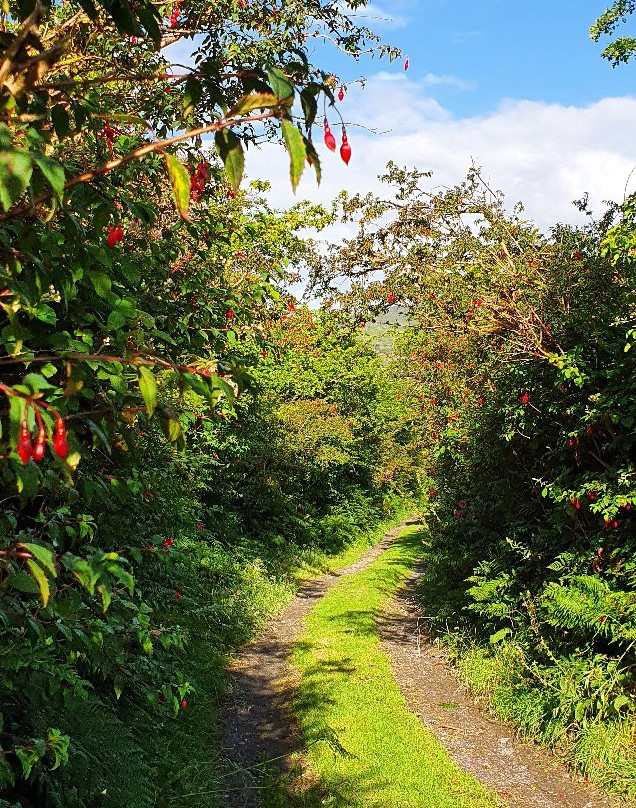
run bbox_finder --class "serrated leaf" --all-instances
[32,153,65,201]
[280,120,306,192]
[215,129,244,193]
[303,137,321,185]
[87,270,112,297]
[6,570,40,595]
[107,309,126,330]
[163,153,190,221]
[228,92,280,117]
[26,560,50,607]
[267,66,294,102]
[138,365,158,417]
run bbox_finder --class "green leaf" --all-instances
[267,66,294,103]
[87,270,112,298]
[20,543,57,576]
[137,0,161,44]
[228,92,280,117]
[303,137,322,185]
[33,304,57,324]
[31,154,65,201]
[613,694,632,712]
[163,153,190,221]
[26,560,50,607]
[489,627,512,644]
[183,77,202,118]
[107,309,126,330]
[0,145,32,212]
[280,120,306,192]
[138,366,158,417]
[215,129,244,193]
[51,105,71,140]
[6,571,40,596]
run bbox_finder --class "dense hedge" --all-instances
[318,167,636,794]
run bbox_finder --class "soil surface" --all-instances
[379,561,631,808]
[219,520,419,807]
[220,522,633,808]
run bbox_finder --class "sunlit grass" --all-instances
[263,526,500,808]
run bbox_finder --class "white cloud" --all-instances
[243,76,636,234]
[421,72,474,90]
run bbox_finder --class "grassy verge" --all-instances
[443,640,636,798]
[262,526,500,808]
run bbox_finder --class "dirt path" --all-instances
[219,519,420,807]
[220,524,632,808]
[379,564,631,808]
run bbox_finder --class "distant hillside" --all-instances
[362,306,410,358]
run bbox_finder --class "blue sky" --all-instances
[328,1,634,117]
[167,1,636,227]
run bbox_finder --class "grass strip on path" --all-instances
[264,525,501,808]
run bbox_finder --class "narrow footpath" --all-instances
[220,523,631,808]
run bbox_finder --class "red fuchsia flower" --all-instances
[323,120,336,152]
[572,252,583,260]
[568,439,575,447]
[340,131,351,165]
[288,299,296,312]
[338,86,346,102]
[180,699,188,709]
[404,57,409,71]
[227,309,235,319]
[197,522,203,530]
[478,397,485,406]
[163,536,174,548]
[520,392,530,404]
[457,501,467,510]
[190,161,209,202]
[586,425,593,435]
[387,292,396,304]
[571,498,581,510]
[623,504,632,511]
[106,223,124,248]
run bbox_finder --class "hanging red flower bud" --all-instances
[53,417,69,459]
[323,120,336,152]
[17,420,32,465]
[338,86,346,102]
[387,292,396,304]
[404,57,409,71]
[227,309,235,320]
[32,427,46,462]
[340,131,351,165]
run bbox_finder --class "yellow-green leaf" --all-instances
[26,560,50,607]
[281,120,306,192]
[163,153,191,221]
[228,92,281,118]
[138,366,158,417]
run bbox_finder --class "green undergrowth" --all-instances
[442,639,636,798]
[261,525,500,808]
[147,500,418,808]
